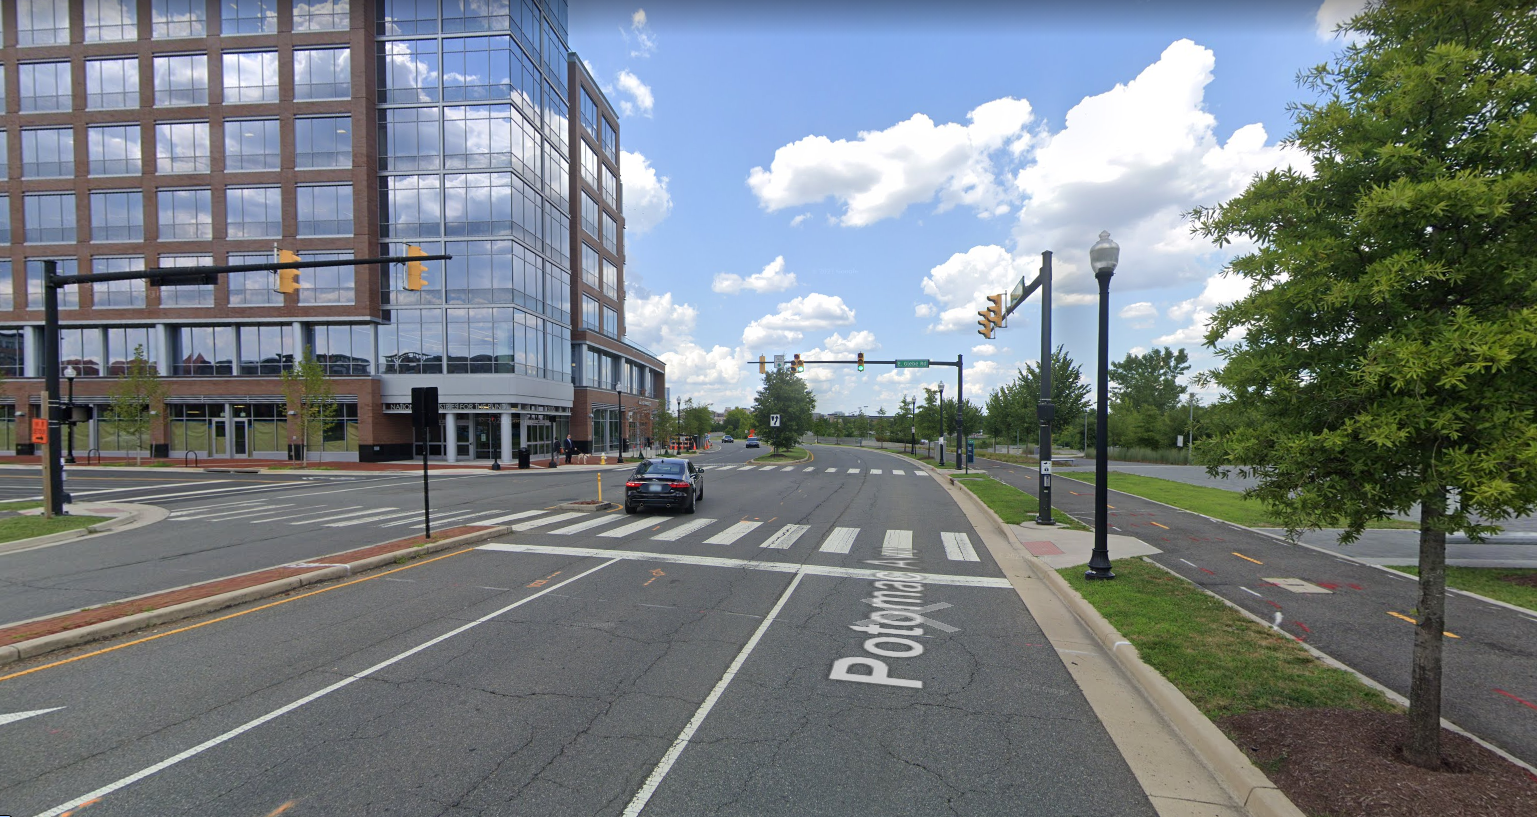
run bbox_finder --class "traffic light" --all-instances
[857,352,865,371]
[793,353,804,373]
[276,249,301,294]
[977,293,1004,338]
[404,244,429,291]
[759,355,767,374]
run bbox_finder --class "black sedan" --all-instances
[624,458,704,514]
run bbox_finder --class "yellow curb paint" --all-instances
[1231,552,1264,565]
[1149,521,1169,529]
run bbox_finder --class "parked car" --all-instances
[624,458,704,514]
[723,435,734,443]
[745,436,761,448]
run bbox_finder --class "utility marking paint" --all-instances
[759,524,810,550]
[1232,552,1264,565]
[704,521,762,545]
[652,518,717,541]
[643,569,665,587]
[1179,558,1198,567]
[1495,689,1537,712]
[1294,621,1312,633]
[819,527,859,554]
[1199,567,1216,575]
[1240,587,1262,597]
[881,530,914,559]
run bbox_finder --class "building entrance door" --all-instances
[231,419,250,457]
[474,415,501,461]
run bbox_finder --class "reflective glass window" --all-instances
[510,42,539,124]
[546,210,569,266]
[0,198,9,244]
[227,252,283,306]
[581,193,598,238]
[224,119,281,171]
[380,241,443,305]
[581,295,599,332]
[106,327,159,373]
[602,211,618,254]
[295,116,352,168]
[444,173,512,237]
[93,256,146,308]
[297,185,353,237]
[85,0,138,41]
[381,175,442,238]
[580,142,598,190]
[581,243,599,289]
[152,0,206,38]
[0,263,9,309]
[223,0,277,34]
[294,48,351,100]
[602,164,617,209]
[513,0,539,50]
[154,54,209,106]
[156,122,211,173]
[312,324,371,374]
[379,107,439,171]
[176,326,236,375]
[157,190,213,241]
[91,191,145,242]
[223,52,280,103]
[238,325,294,374]
[0,134,6,180]
[580,89,598,136]
[24,194,76,243]
[543,144,568,209]
[444,105,515,170]
[298,250,355,305]
[0,67,6,116]
[87,58,139,109]
[444,0,510,33]
[21,129,73,178]
[442,36,513,102]
[543,79,568,156]
[601,257,617,299]
[20,63,72,113]
[157,253,214,306]
[27,258,81,308]
[294,0,349,31]
[0,326,23,376]
[60,329,105,376]
[89,125,142,176]
[545,255,570,323]
[17,0,71,45]
[378,309,444,374]
[226,187,283,239]
[379,0,437,35]
[442,240,513,305]
[601,117,617,161]
[602,306,617,338]
[378,39,439,103]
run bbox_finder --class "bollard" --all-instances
[597,472,603,503]
[601,453,606,465]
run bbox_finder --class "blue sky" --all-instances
[570,0,1360,415]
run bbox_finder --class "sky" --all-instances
[570,0,1367,415]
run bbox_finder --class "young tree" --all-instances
[1108,347,1190,412]
[751,368,815,453]
[106,345,167,465]
[722,407,753,437]
[282,349,339,468]
[984,345,1093,446]
[680,400,714,439]
[1191,0,1537,768]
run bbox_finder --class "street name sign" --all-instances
[894,359,930,369]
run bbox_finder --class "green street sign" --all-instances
[894,359,930,369]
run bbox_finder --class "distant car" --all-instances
[723,435,734,443]
[625,458,704,514]
[745,436,761,448]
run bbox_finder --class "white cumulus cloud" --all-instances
[742,293,857,349]
[823,330,879,354]
[746,98,1034,227]
[789,213,811,227]
[620,150,672,233]
[615,69,654,117]
[712,256,798,295]
[1315,0,1369,40]
[1156,273,1253,346]
[626,8,657,57]
[918,245,1033,333]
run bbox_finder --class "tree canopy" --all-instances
[1108,347,1190,412]
[983,344,1092,442]
[752,369,816,452]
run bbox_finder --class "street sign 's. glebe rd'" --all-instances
[894,359,930,369]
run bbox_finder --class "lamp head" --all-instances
[63,365,77,380]
[1089,230,1120,275]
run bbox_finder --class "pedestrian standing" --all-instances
[563,434,574,464]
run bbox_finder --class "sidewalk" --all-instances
[0,455,651,474]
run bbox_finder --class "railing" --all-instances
[183,451,199,467]
[85,448,101,465]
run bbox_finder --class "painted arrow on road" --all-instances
[0,706,63,726]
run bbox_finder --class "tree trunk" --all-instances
[1405,484,1447,768]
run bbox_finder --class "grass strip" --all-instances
[0,501,43,513]
[0,513,110,544]
[753,447,808,463]
[1385,565,1537,614]
[1061,559,1398,719]
[956,476,1091,531]
[1053,471,1418,530]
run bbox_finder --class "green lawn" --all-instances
[1062,559,1398,719]
[1053,471,1418,530]
[1385,565,1537,613]
[753,447,809,463]
[0,512,109,544]
[957,476,1091,531]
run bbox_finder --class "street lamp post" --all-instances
[63,366,77,464]
[937,383,945,466]
[615,387,623,464]
[1086,231,1120,580]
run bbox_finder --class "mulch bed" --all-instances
[1221,708,1537,816]
[1502,573,1537,588]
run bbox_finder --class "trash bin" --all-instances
[518,447,531,469]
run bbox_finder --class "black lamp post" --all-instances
[615,386,623,464]
[937,383,945,466]
[1086,230,1120,580]
[63,365,77,464]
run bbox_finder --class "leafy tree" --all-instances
[652,409,677,447]
[282,350,339,468]
[983,345,1093,446]
[1190,0,1537,768]
[106,345,166,465]
[1108,347,1190,412]
[722,407,753,437]
[751,368,816,453]
[915,387,982,446]
[679,399,714,438]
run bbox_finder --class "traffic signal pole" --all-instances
[42,261,65,517]
[1036,252,1055,525]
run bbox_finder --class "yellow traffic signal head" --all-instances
[793,353,804,373]
[976,292,1004,338]
[857,352,865,371]
[759,355,767,374]
[405,244,429,291]
[276,249,301,294]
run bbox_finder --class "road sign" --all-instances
[1039,461,1052,475]
[770,414,781,427]
[894,359,930,369]
[31,418,47,445]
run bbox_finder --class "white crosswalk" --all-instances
[704,521,761,545]
[818,527,859,554]
[759,524,809,550]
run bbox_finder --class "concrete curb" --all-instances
[0,525,509,668]
[0,504,154,555]
[750,451,814,466]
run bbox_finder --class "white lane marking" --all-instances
[548,514,625,535]
[652,518,717,541]
[940,532,980,562]
[870,469,883,475]
[781,466,797,472]
[622,573,805,817]
[387,509,484,528]
[825,467,837,473]
[892,470,905,476]
[237,506,365,524]
[288,507,383,525]
[704,521,762,545]
[803,466,815,472]
[1179,558,1198,567]
[818,527,859,554]
[71,481,230,498]
[167,499,266,517]
[32,560,619,817]
[713,465,737,471]
[913,472,930,477]
[1241,586,1263,597]
[0,707,63,727]
[170,504,296,521]
[600,517,667,538]
[478,543,1014,588]
[847,468,861,474]
[324,510,420,527]
[759,524,810,550]
[408,511,505,530]
[882,530,914,558]
[470,510,548,526]
[737,466,756,472]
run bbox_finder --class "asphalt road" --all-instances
[0,444,1157,816]
[980,456,1537,770]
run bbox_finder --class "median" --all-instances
[1053,471,1418,530]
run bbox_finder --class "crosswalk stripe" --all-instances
[548,514,625,535]
[510,512,584,531]
[123,484,283,503]
[759,524,810,550]
[882,530,914,558]
[892,469,905,475]
[848,469,860,474]
[825,467,837,473]
[870,469,882,475]
[325,509,419,527]
[782,466,797,472]
[652,518,716,541]
[399,509,487,528]
[941,532,981,562]
[169,502,281,520]
[168,499,267,516]
[818,527,859,554]
[713,465,736,471]
[704,521,761,545]
[738,466,755,472]
[803,466,815,472]
[600,517,666,538]
[197,505,319,523]
[289,507,389,525]
[242,505,366,524]
[914,471,930,477]
[475,510,549,526]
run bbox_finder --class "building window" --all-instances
[602,164,617,209]
[543,78,568,157]
[379,0,437,35]
[238,325,294,374]
[294,48,351,100]
[510,40,539,123]
[156,122,212,173]
[294,0,349,32]
[0,327,24,376]
[581,243,599,290]
[60,329,105,377]
[381,175,442,238]
[0,198,10,244]
[581,295,599,333]
[601,257,618,299]
[175,326,236,375]
[85,0,138,41]
[27,259,81,309]
[18,0,71,45]
[602,306,617,338]
[581,142,598,191]
[154,54,209,106]
[443,173,512,237]
[104,327,158,376]
[24,194,76,244]
[445,0,510,33]
[20,63,72,113]
[0,67,7,113]
[379,107,440,171]
[581,193,598,238]
[313,402,359,452]
[226,187,283,239]
[157,190,213,241]
[224,119,281,171]
[222,0,277,34]
[379,309,444,374]
[602,212,618,254]
[157,254,214,306]
[299,250,355,305]
[581,89,598,136]
[442,36,513,102]
[223,52,280,103]
[90,191,145,242]
[92,256,147,308]
[297,185,353,237]
[21,129,74,178]
[152,0,206,38]
[227,252,283,306]
[295,116,352,168]
[377,39,439,104]
[380,241,443,305]
[86,58,139,109]
[0,132,6,180]
[312,324,370,375]
[601,118,617,161]
[443,105,515,170]
[88,126,142,176]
